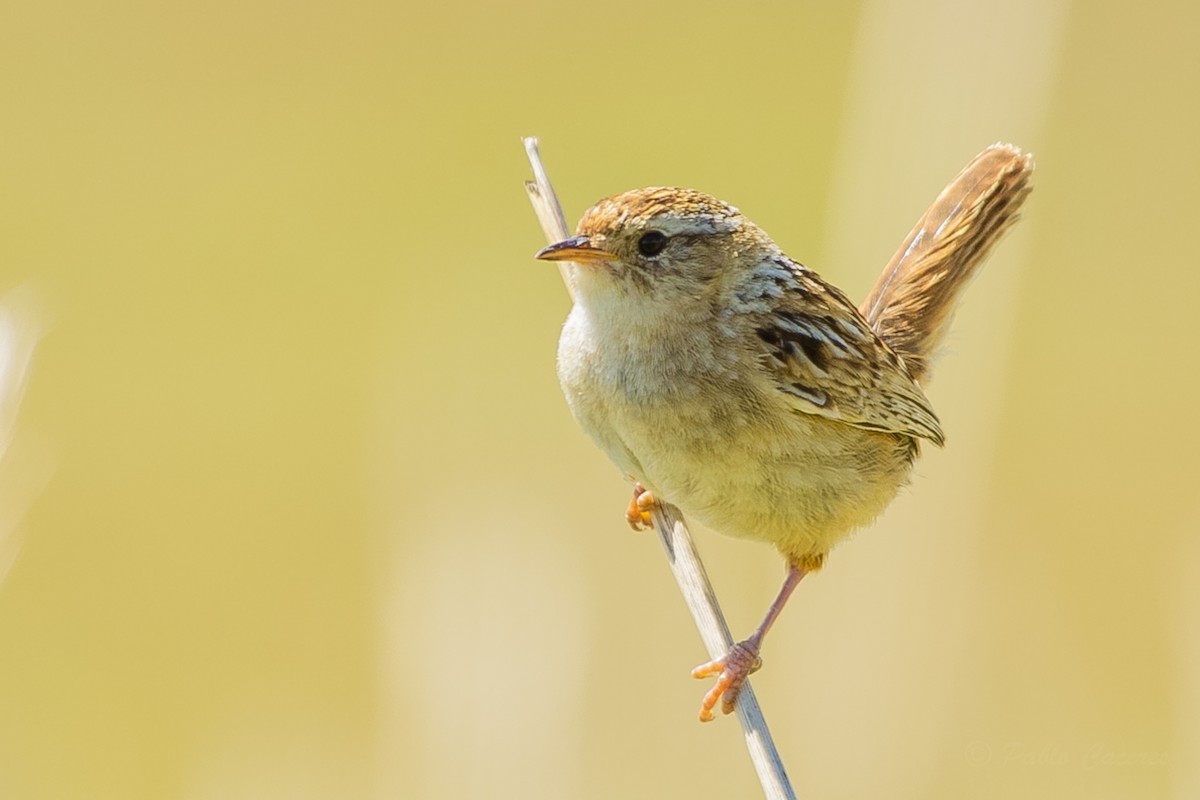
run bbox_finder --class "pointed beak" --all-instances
[535,235,615,264]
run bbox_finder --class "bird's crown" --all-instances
[577,187,743,239]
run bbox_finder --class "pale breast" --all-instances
[558,302,917,561]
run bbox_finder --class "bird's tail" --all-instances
[860,143,1034,384]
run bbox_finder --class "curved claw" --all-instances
[625,483,656,530]
[691,639,763,722]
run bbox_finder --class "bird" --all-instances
[536,144,1033,722]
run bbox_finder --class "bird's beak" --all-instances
[535,235,615,264]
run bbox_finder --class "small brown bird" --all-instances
[537,145,1033,721]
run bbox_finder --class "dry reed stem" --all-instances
[522,137,796,800]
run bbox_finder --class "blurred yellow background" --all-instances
[1,0,1197,797]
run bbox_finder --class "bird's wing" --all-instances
[750,256,945,446]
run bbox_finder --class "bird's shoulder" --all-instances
[734,254,945,445]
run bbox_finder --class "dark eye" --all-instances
[637,230,668,257]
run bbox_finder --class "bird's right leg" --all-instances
[625,481,655,530]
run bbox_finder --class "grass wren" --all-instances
[537,144,1033,722]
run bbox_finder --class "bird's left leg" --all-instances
[690,557,817,722]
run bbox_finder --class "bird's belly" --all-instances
[557,310,915,562]
[610,391,916,562]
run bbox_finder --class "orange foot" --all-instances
[690,638,763,722]
[625,482,656,530]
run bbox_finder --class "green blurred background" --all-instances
[1,0,1197,797]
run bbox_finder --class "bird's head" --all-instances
[536,187,770,304]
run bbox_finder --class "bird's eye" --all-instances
[637,230,668,257]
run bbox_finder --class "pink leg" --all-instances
[691,563,808,722]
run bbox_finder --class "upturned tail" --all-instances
[860,143,1034,384]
